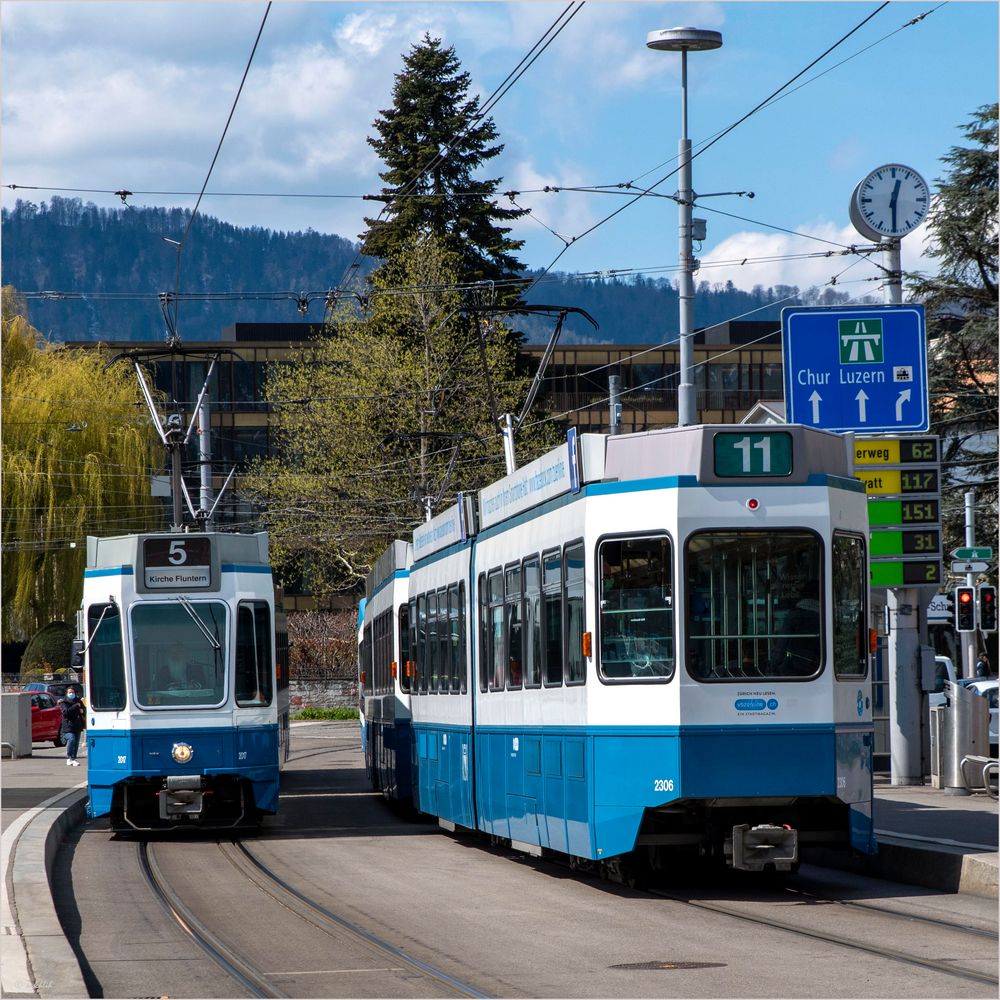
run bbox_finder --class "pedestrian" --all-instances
[59,686,86,766]
[975,651,990,677]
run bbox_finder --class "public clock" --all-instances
[849,164,930,240]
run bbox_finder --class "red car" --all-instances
[30,691,66,746]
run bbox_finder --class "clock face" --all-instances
[851,164,930,239]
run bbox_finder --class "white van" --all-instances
[928,655,958,708]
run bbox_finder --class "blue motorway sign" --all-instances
[781,305,928,433]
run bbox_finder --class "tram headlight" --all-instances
[171,742,194,764]
[745,497,760,511]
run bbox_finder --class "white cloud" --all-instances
[698,219,935,294]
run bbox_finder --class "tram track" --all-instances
[648,882,999,988]
[137,837,489,999]
[222,840,489,999]
[137,841,285,999]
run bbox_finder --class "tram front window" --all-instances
[686,530,822,681]
[132,601,228,707]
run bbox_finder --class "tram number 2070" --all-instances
[653,778,676,792]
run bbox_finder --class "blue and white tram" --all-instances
[359,541,414,802]
[79,531,289,830]
[363,425,877,872]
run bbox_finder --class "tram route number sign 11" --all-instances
[854,435,942,589]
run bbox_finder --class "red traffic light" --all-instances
[959,590,973,604]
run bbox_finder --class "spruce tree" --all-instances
[362,34,527,292]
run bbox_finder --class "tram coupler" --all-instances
[726,823,798,872]
[159,775,205,821]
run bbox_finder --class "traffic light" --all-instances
[979,585,997,633]
[955,586,976,631]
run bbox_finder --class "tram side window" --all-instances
[447,584,461,693]
[489,570,505,691]
[236,602,273,706]
[399,603,410,693]
[686,530,822,681]
[457,581,468,693]
[478,574,489,693]
[506,565,523,689]
[832,533,868,677]
[425,591,438,692]
[565,541,586,685]
[407,599,417,692]
[88,603,125,711]
[362,624,372,696]
[523,557,542,688]
[598,535,674,681]
[417,594,428,694]
[543,549,564,685]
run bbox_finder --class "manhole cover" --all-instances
[611,961,727,971]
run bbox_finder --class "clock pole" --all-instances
[850,163,933,787]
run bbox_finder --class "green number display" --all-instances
[713,432,792,477]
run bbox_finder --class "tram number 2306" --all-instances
[653,778,676,792]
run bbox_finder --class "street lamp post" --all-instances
[647,27,722,427]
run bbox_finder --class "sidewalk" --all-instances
[2,746,997,998]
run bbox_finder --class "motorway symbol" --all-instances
[952,546,993,560]
[781,305,929,432]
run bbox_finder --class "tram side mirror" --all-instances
[70,639,85,668]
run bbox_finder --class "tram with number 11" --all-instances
[360,424,877,875]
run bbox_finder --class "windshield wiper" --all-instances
[176,595,221,649]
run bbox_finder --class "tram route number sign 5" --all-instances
[143,536,212,589]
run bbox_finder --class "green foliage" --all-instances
[22,620,74,672]
[1,287,163,640]
[908,104,998,556]
[245,236,563,595]
[293,707,359,721]
[362,34,526,291]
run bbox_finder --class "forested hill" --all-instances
[3,197,854,344]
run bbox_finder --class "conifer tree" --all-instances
[362,34,527,292]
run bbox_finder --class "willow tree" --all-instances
[244,236,561,596]
[2,287,163,641]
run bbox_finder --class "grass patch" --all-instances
[292,706,359,721]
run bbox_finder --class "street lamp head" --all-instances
[646,27,723,52]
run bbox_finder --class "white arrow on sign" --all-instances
[895,388,911,421]
[855,389,869,422]
[951,560,989,574]
[808,390,822,423]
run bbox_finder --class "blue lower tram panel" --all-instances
[412,725,875,861]
[87,724,280,829]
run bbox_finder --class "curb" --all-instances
[11,790,90,999]
[806,838,999,899]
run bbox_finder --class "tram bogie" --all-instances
[79,531,289,831]
[358,424,877,871]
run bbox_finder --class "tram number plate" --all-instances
[714,432,792,477]
[143,537,212,588]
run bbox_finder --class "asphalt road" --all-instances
[55,722,999,999]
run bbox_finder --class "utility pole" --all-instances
[198,393,213,529]
[608,374,622,435]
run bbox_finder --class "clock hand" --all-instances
[889,179,901,231]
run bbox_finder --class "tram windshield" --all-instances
[131,600,228,707]
[686,530,822,681]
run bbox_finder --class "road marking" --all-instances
[875,829,997,852]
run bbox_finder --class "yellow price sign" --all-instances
[856,467,940,495]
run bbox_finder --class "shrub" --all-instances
[292,706,359,721]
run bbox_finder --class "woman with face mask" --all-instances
[59,687,86,766]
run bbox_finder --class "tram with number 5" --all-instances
[78,531,289,831]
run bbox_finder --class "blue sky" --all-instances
[2,1,997,294]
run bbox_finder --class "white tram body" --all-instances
[361,425,876,871]
[81,531,289,830]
